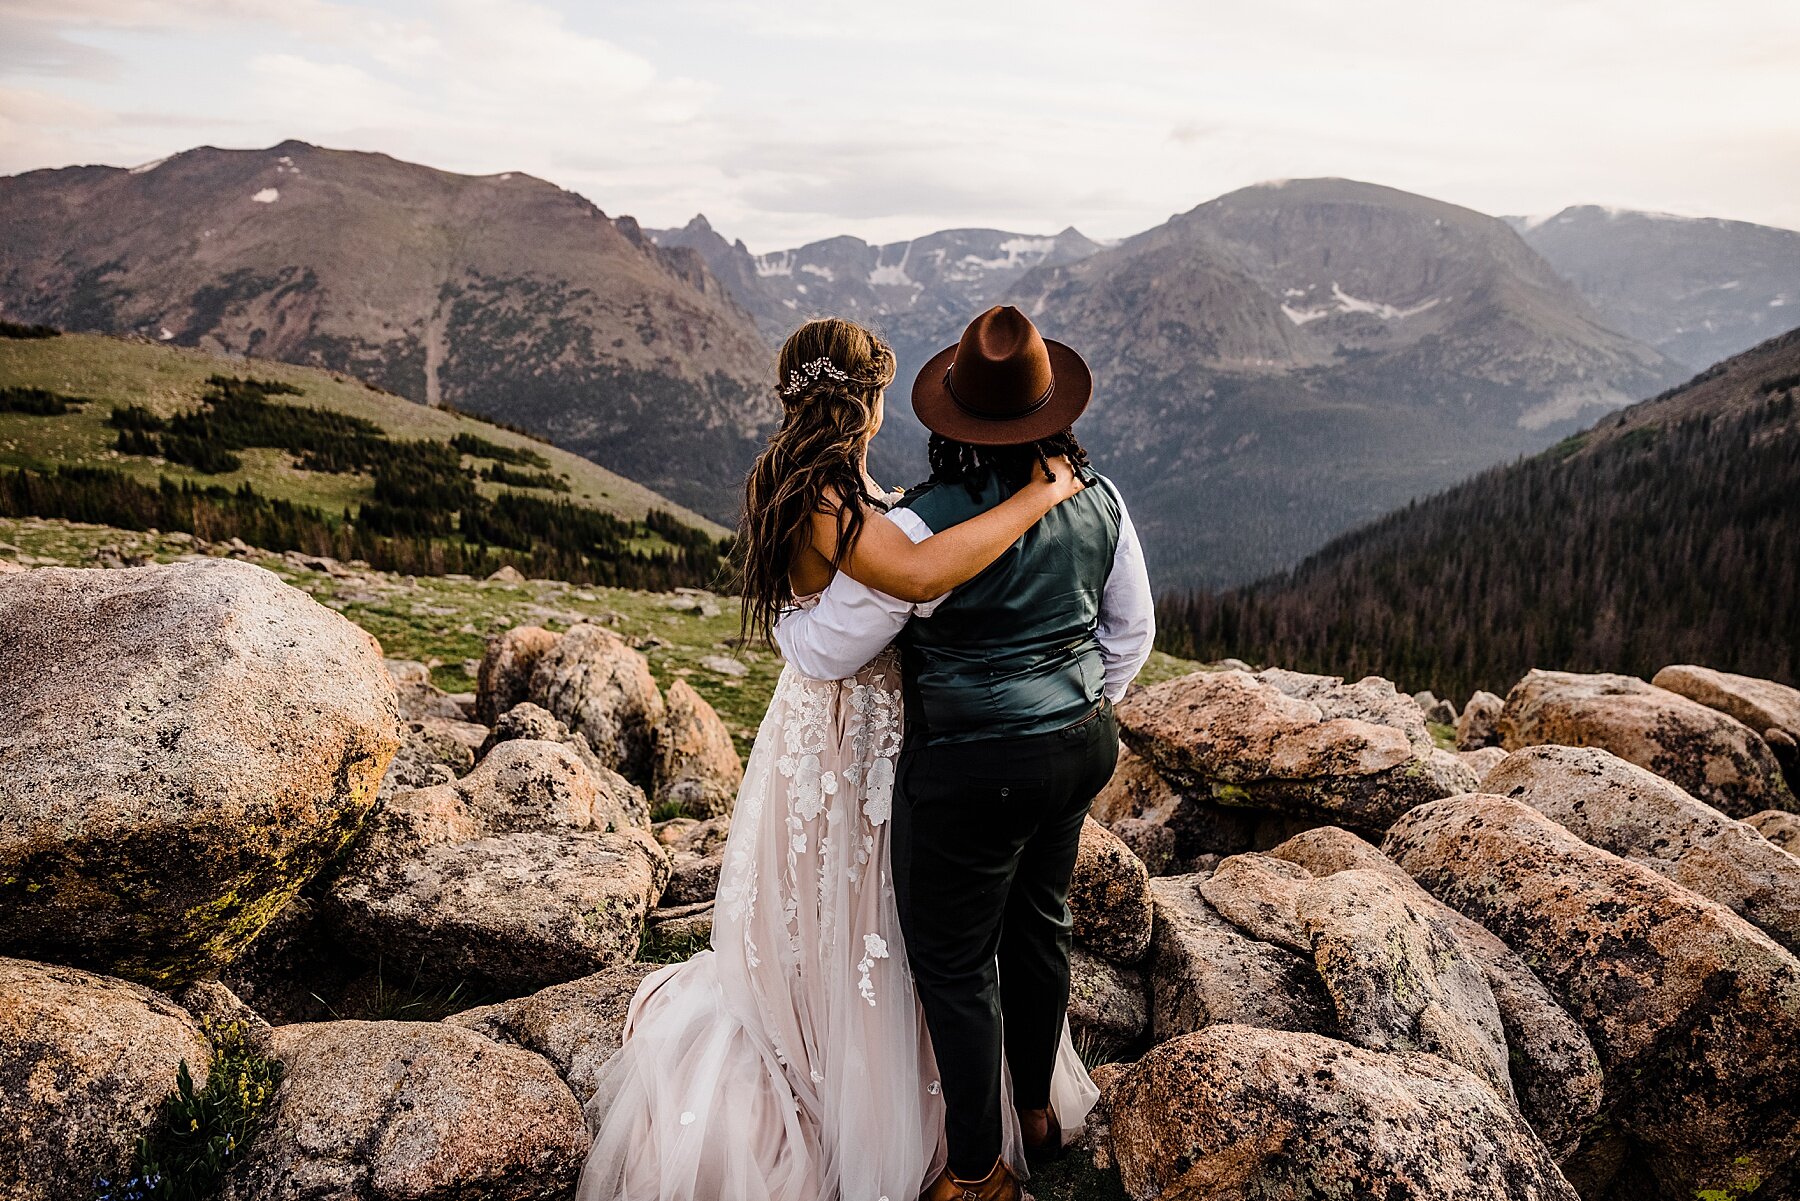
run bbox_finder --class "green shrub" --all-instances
[109,404,168,432]
[452,431,551,468]
[93,1019,282,1201]
[115,428,161,456]
[0,319,59,339]
[483,462,571,492]
[157,435,243,475]
[0,385,83,415]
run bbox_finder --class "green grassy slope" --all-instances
[0,332,727,537]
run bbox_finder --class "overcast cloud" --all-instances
[2,0,1796,250]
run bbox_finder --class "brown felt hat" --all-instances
[911,305,1092,445]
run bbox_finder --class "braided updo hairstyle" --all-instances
[736,317,897,645]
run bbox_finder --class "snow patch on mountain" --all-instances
[869,262,919,289]
[954,236,1059,273]
[1280,284,1441,324]
[252,188,280,204]
[1329,282,1440,320]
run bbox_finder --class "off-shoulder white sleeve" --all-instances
[772,509,941,680]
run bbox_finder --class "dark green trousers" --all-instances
[892,701,1120,1178]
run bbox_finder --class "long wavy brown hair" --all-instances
[736,318,897,645]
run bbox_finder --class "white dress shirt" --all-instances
[773,483,1156,700]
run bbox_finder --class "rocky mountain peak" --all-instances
[1510,204,1800,369]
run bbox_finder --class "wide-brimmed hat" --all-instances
[911,305,1091,445]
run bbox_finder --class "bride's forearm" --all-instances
[830,480,1067,603]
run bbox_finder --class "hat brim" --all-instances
[910,338,1092,446]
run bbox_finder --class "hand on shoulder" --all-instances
[1024,454,1088,508]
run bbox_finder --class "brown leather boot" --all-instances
[1018,1105,1063,1166]
[919,1158,1023,1201]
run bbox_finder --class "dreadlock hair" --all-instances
[735,317,898,647]
[926,428,1092,501]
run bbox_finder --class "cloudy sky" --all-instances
[4,0,1798,251]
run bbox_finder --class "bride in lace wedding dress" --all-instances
[576,320,1097,1201]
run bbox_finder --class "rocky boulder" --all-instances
[529,623,665,787]
[1484,745,1800,955]
[446,962,661,1105]
[1147,876,1336,1043]
[325,743,670,992]
[653,678,743,820]
[1457,689,1505,749]
[659,816,730,906]
[1108,1024,1578,1201]
[1498,668,1794,817]
[379,716,489,800]
[1303,869,1511,1101]
[1070,818,1154,964]
[1091,744,1278,870]
[335,827,668,992]
[1456,745,1509,778]
[1384,794,1800,1199]
[174,978,268,1033]
[455,739,648,836]
[485,699,576,747]
[1655,663,1800,791]
[1117,668,1477,832]
[0,560,400,986]
[1749,809,1800,855]
[1,957,211,1201]
[642,900,715,958]
[480,703,651,831]
[1067,945,1148,1053]
[1653,663,1800,743]
[385,659,467,722]
[1267,825,1602,1161]
[1200,853,1513,1104]
[477,626,563,725]
[226,1020,587,1201]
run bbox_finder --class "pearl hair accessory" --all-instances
[780,357,851,397]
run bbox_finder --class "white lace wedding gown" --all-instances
[577,626,1099,1201]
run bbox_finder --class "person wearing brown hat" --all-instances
[777,305,1155,1199]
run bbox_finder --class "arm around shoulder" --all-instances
[812,463,1082,603]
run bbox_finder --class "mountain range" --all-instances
[1158,324,1800,697]
[648,216,1104,345]
[0,140,772,518]
[4,140,1794,588]
[1508,206,1800,370]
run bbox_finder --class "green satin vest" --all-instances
[897,471,1123,745]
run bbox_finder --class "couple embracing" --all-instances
[578,305,1154,1201]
